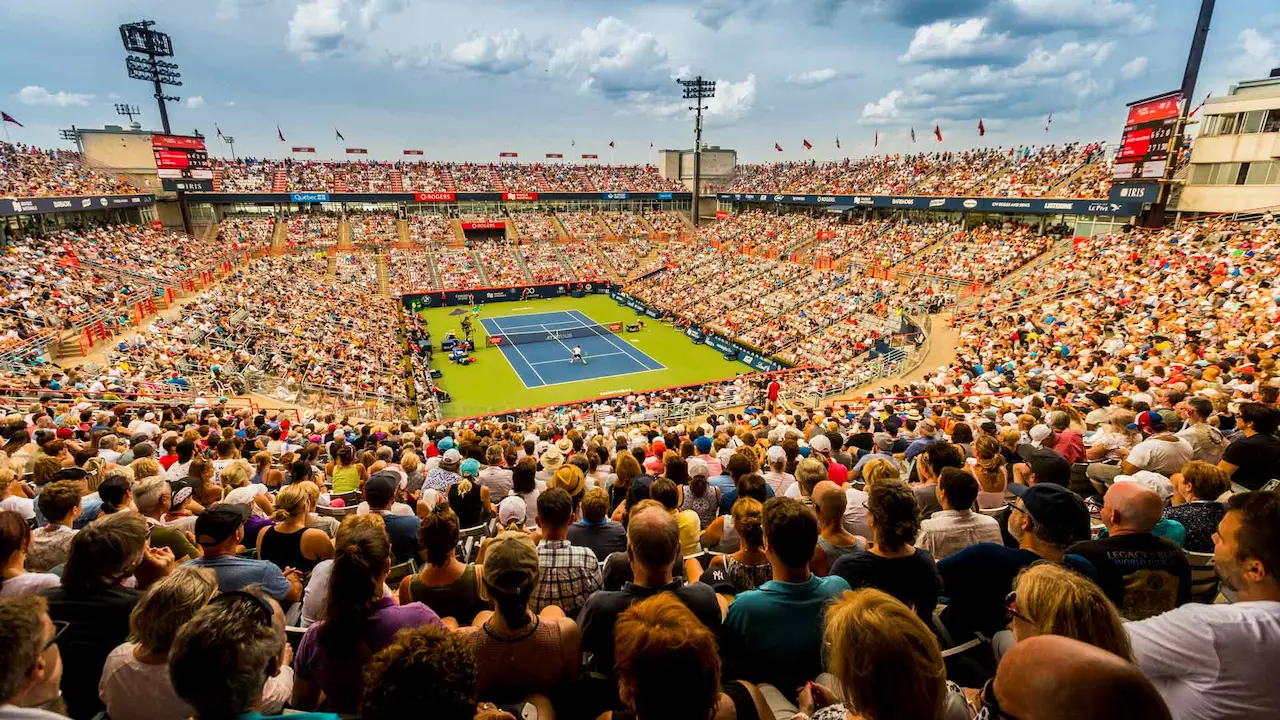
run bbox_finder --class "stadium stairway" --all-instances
[511,249,535,283]
[390,169,404,193]
[490,167,505,193]
[425,253,443,290]
[441,166,457,192]
[636,214,657,236]
[333,172,349,193]
[212,168,224,192]
[469,249,491,286]
[271,169,288,192]
[448,220,466,246]
[506,220,521,245]
[552,216,570,240]
[1045,156,1100,196]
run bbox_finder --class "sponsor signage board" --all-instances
[1,194,155,217]
[717,193,1141,216]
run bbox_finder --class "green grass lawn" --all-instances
[416,295,751,418]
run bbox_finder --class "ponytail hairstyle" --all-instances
[98,474,132,515]
[320,521,392,653]
[418,504,460,567]
[272,483,310,523]
[252,450,273,473]
[732,497,764,549]
[337,445,355,466]
[0,510,32,591]
[689,468,708,498]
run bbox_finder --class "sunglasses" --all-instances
[45,620,69,651]
[975,677,1020,720]
[1005,591,1032,624]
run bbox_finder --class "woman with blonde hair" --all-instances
[251,450,285,489]
[256,482,334,574]
[859,457,900,489]
[799,588,967,720]
[449,458,491,528]
[1005,562,1132,660]
[1086,408,1139,462]
[704,497,771,593]
[970,435,1009,509]
[221,458,274,519]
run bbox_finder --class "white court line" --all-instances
[479,317,548,388]
[513,365,665,389]
[568,310,667,372]
[493,319,589,333]
[528,351,626,366]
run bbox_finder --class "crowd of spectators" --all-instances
[558,212,607,239]
[519,244,573,284]
[217,215,275,245]
[286,215,339,247]
[349,213,397,246]
[510,211,561,242]
[1,142,137,198]
[408,213,452,245]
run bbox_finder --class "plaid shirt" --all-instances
[532,539,602,616]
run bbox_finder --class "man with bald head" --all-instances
[1069,482,1190,620]
[978,635,1170,720]
[576,501,721,683]
[811,481,864,575]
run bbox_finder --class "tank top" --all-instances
[725,556,773,593]
[467,616,570,701]
[818,535,865,566]
[259,525,317,573]
[448,483,484,528]
[679,484,719,529]
[409,564,486,625]
[331,464,361,494]
[977,488,1008,509]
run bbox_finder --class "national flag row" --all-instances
[218,126,645,159]
[774,114,1066,151]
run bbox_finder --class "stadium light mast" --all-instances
[114,103,142,127]
[677,76,715,228]
[224,135,237,160]
[120,20,182,134]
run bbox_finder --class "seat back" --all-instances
[457,524,488,563]
[1185,550,1218,604]
[333,490,362,506]
[316,505,357,519]
[386,559,417,586]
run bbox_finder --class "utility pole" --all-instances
[677,77,715,228]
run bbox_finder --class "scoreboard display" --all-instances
[152,134,213,192]
[1113,92,1181,183]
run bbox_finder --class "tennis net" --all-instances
[487,321,624,347]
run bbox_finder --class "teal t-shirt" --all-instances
[241,712,339,720]
[722,573,850,699]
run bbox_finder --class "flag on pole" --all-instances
[277,126,286,142]
[934,125,943,142]
[2,112,23,127]
[835,136,841,149]
[1044,113,1052,134]
[874,131,878,147]
[775,143,783,152]
[802,139,813,150]
[215,125,224,139]
[335,128,345,141]
[649,141,654,149]
[608,140,615,148]
[1188,92,1211,117]
[571,139,575,147]
[910,127,916,143]
[978,119,985,137]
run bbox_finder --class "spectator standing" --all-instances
[1068,482,1190,620]
[531,487,601,616]
[567,487,627,561]
[1128,491,1280,720]
[831,480,941,626]
[915,467,1003,560]
[721,497,850,713]
[293,521,440,714]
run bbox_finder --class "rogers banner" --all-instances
[403,149,424,155]
[546,153,563,159]
[415,192,456,202]
[345,148,368,154]
[502,192,538,201]
[461,221,506,230]
[499,152,518,158]
[151,135,205,150]
[291,147,316,153]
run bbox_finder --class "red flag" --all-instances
[608,140,615,148]
[802,139,813,150]
[277,126,285,142]
[1,112,22,127]
[775,143,783,152]
[1188,92,1211,117]
[978,119,985,137]
[934,125,943,142]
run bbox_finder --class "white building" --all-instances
[1179,68,1280,213]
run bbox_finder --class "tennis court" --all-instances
[479,310,666,388]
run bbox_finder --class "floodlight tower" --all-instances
[120,20,182,134]
[114,103,142,128]
[224,135,237,160]
[677,76,715,228]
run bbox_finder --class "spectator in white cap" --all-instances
[762,445,795,497]
[677,457,720,529]
[424,449,462,494]
[1029,424,1053,447]
[128,412,160,439]
[497,495,528,531]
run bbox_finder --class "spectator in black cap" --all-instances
[185,503,302,603]
[1015,445,1073,487]
[936,483,1098,642]
[364,471,420,564]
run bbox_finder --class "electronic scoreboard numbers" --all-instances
[1113,92,1182,183]
[152,134,213,192]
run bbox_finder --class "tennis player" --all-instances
[569,345,585,364]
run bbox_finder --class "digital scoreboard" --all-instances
[1113,92,1182,183]
[152,134,213,192]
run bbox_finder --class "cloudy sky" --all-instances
[2,0,1277,162]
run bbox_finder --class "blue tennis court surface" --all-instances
[479,310,666,388]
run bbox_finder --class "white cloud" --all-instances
[288,0,348,61]
[785,68,839,87]
[1017,41,1114,76]
[1000,0,1153,33]
[449,29,534,75]
[861,89,908,122]
[899,17,1015,64]
[107,92,121,100]
[1234,29,1279,76]
[1119,56,1148,80]
[705,74,757,122]
[16,85,94,107]
[356,0,406,31]
[185,96,205,109]
[550,17,673,100]
[226,100,237,107]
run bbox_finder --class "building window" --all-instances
[1263,110,1280,134]
[1189,164,1213,184]
[1245,161,1272,185]
[1241,111,1266,134]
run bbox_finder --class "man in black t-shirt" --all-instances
[1219,402,1280,491]
[1068,482,1189,620]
